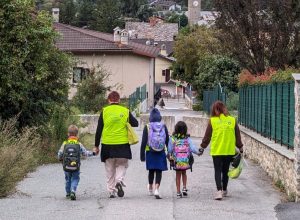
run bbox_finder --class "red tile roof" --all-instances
[54,23,160,58]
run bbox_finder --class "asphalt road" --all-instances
[0,127,289,220]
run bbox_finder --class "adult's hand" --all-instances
[239,147,244,154]
[93,146,100,155]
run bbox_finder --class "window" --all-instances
[165,69,170,82]
[72,67,89,83]
[162,69,166,76]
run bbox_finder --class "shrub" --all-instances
[72,65,109,113]
[192,103,202,111]
[39,105,85,163]
[0,1,72,128]
[194,55,240,98]
[226,92,239,111]
[0,117,41,197]
[238,68,299,86]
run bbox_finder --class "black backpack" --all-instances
[63,144,81,172]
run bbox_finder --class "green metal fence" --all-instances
[239,82,295,148]
[128,84,147,110]
[203,84,227,113]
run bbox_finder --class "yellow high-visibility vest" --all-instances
[102,105,129,145]
[210,114,236,156]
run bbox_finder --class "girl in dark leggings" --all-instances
[200,101,243,200]
[148,169,162,189]
[140,108,169,199]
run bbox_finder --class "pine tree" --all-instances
[90,0,124,33]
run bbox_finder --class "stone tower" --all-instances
[188,0,201,25]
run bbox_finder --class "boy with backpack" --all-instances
[140,108,169,199]
[58,125,95,200]
[168,121,202,198]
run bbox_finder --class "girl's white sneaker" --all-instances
[214,190,223,200]
[148,184,154,196]
[154,189,162,199]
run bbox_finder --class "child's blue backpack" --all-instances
[148,122,166,151]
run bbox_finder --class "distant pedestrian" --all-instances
[158,98,165,108]
[58,125,95,201]
[140,108,169,199]
[199,101,243,200]
[154,88,161,107]
[168,121,201,199]
[94,91,139,198]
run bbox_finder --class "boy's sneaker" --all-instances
[70,192,76,200]
[182,188,188,196]
[177,192,183,199]
[154,189,162,199]
[109,191,116,198]
[214,190,223,200]
[116,182,124,197]
[66,193,71,199]
[222,190,228,197]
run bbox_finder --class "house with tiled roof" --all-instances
[54,20,174,108]
[125,17,183,99]
[125,17,178,42]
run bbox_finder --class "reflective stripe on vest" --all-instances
[102,105,129,145]
[210,114,236,156]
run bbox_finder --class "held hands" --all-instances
[239,147,244,154]
[198,147,205,156]
[93,146,100,156]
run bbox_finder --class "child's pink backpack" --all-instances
[171,137,192,170]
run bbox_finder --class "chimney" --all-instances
[52,8,60,23]
[120,30,129,45]
[160,44,167,56]
[113,27,121,42]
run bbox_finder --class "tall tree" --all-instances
[215,0,300,74]
[173,26,225,83]
[194,56,240,97]
[0,0,72,127]
[90,0,124,33]
[136,4,156,22]
[76,0,96,27]
[120,0,147,17]
[201,0,214,10]
[59,0,77,25]
[167,13,188,28]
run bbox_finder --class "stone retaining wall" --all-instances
[183,116,208,137]
[241,127,296,199]
[140,114,175,133]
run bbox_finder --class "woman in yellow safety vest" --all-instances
[94,91,138,198]
[200,101,243,200]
